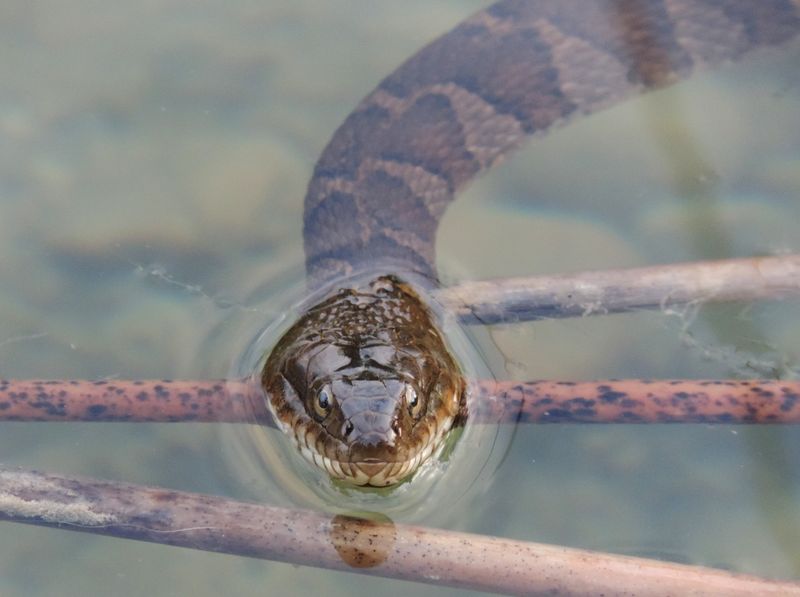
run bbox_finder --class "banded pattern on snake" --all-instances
[261,0,800,486]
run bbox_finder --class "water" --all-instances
[1,1,799,594]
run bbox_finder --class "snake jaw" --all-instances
[289,410,456,486]
[264,382,459,486]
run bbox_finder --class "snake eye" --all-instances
[405,385,422,418]
[314,386,332,419]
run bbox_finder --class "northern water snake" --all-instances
[261,0,800,486]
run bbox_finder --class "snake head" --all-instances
[261,276,465,486]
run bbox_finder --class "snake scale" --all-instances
[261,0,800,486]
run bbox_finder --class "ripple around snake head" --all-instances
[261,274,466,486]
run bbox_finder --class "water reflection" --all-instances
[330,513,396,569]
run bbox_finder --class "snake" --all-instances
[260,0,800,487]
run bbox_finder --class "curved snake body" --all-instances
[262,0,800,486]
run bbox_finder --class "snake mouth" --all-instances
[298,443,436,487]
[284,413,456,487]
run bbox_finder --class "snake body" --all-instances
[262,0,800,486]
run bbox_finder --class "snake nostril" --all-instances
[343,420,354,437]
[391,417,402,438]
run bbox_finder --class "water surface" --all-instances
[1,1,799,594]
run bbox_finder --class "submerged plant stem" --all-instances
[0,465,797,595]
[439,254,800,324]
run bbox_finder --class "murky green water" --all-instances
[1,1,799,594]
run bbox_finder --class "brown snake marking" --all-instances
[260,0,800,486]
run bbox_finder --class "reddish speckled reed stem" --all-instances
[0,379,267,423]
[0,466,797,595]
[1,378,799,424]
[472,379,800,424]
